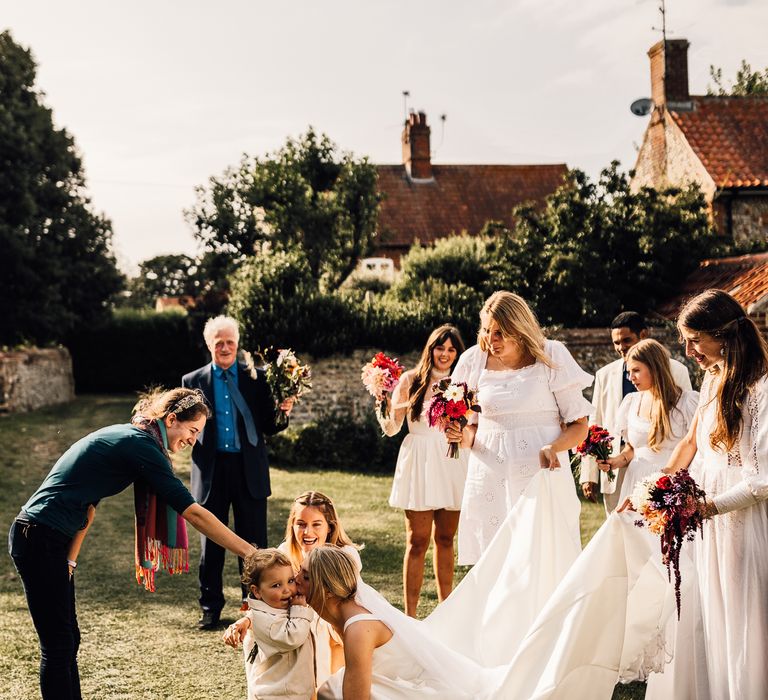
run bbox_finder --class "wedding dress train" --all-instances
[319,469,681,699]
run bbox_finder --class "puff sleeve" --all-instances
[615,393,633,443]
[544,339,594,424]
[450,345,486,426]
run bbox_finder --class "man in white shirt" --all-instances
[580,312,692,513]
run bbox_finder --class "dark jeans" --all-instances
[8,517,81,700]
[199,452,268,615]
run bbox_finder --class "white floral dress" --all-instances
[452,340,593,564]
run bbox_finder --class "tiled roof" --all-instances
[670,96,768,189]
[657,252,768,318]
[375,164,567,249]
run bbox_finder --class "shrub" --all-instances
[268,411,405,473]
[67,308,207,392]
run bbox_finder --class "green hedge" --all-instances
[268,411,406,473]
[67,308,208,393]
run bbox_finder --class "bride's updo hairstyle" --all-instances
[678,289,768,451]
[478,291,552,368]
[409,324,466,422]
[133,387,210,423]
[625,339,682,452]
[305,546,358,615]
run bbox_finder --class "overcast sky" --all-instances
[3,0,767,274]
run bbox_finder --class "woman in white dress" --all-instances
[643,289,768,699]
[596,339,699,502]
[447,291,593,564]
[379,324,468,616]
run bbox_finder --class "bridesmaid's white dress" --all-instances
[380,369,468,511]
[615,388,699,503]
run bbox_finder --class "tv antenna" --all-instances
[651,0,669,41]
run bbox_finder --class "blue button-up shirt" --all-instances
[212,363,241,452]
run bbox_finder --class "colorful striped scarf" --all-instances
[131,415,189,591]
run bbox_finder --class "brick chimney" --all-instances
[401,111,432,180]
[648,39,691,111]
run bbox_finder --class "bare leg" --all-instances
[432,508,460,602]
[403,510,434,617]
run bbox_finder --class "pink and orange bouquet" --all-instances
[361,352,404,419]
[574,424,616,481]
[629,469,707,618]
[426,378,481,459]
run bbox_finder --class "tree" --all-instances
[708,60,768,96]
[127,254,200,308]
[505,163,718,326]
[0,31,123,345]
[186,129,381,291]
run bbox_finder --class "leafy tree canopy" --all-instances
[127,254,200,309]
[0,30,123,345]
[186,128,381,292]
[708,59,768,96]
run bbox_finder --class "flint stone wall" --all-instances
[0,347,75,413]
[288,327,696,427]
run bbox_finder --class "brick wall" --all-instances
[288,327,696,427]
[0,347,75,413]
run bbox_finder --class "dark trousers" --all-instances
[8,518,81,700]
[199,452,267,614]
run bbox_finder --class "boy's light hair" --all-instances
[241,548,292,589]
[305,547,357,616]
[203,315,240,348]
[477,291,552,368]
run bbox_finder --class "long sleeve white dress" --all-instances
[646,371,768,699]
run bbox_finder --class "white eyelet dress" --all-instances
[452,340,593,565]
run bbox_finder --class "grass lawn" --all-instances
[1,396,644,699]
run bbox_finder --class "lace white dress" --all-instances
[452,340,593,564]
[646,372,768,699]
[615,389,699,503]
[380,369,469,511]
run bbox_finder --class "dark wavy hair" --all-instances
[678,289,768,452]
[408,325,466,422]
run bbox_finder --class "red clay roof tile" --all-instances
[670,96,768,189]
[375,163,567,250]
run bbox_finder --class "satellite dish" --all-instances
[630,98,653,116]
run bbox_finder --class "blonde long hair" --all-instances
[626,339,682,451]
[477,291,552,368]
[283,491,358,572]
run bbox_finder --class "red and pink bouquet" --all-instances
[361,352,404,419]
[629,469,707,618]
[426,378,481,459]
[574,424,616,481]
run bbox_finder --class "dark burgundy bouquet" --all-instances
[629,469,707,618]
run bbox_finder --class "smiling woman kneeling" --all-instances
[8,387,257,700]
